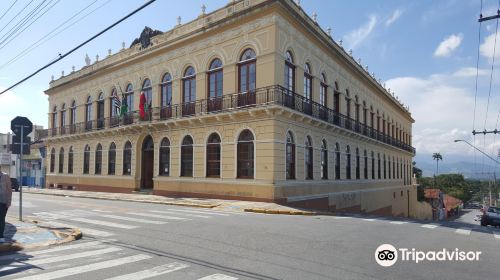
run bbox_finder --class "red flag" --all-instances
[139,91,146,119]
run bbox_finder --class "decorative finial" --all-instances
[357,58,361,64]
[365,65,369,71]
[51,75,54,81]
[339,39,343,46]
[372,72,375,77]
[201,4,206,15]
[61,70,64,77]
[177,16,181,25]
[85,54,91,66]
[108,49,112,56]
[312,12,317,22]
[327,27,331,36]
[383,83,386,88]
[95,54,99,62]
[71,65,75,72]
[122,41,125,50]
[295,0,301,6]
[349,49,353,56]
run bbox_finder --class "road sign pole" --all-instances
[19,125,23,221]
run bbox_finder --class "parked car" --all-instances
[481,206,500,227]
[10,178,19,192]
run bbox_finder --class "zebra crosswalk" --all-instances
[0,240,242,280]
[29,207,246,239]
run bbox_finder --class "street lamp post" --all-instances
[454,139,498,206]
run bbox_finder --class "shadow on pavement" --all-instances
[0,222,41,277]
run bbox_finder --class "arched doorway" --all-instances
[141,135,154,189]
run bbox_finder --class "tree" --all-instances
[412,161,423,179]
[432,153,443,175]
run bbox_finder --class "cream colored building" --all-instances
[42,0,416,216]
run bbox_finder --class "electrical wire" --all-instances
[0,0,61,50]
[0,0,109,71]
[0,0,35,36]
[0,0,49,47]
[473,0,484,177]
[0,0,19,22]
[0,0,157,96]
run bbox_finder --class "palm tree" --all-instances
[432,153,443,175]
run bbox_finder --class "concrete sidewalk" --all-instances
[0,216,81,253]
[22,187,317,215]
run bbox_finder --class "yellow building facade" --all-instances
[42,0,416,216]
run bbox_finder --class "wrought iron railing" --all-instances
[41,85,415,153]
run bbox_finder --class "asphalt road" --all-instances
[1,192,499,280]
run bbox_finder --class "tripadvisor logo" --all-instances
[375,244,482,267]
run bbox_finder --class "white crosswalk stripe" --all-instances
[11,254,152,280]
[104,262,189,280]
[389,221,408,225]
[72,217,139,229]
[362,218,376,222]
[421,224,440,229]
[149,210,211,218]
[333,216,350,219]
[0,247,122,273]
[101,214,168,224]
[198,274,239,280]
[494,232,500,239]
[127,212,190,220]
[455,228,472,236]
[46,221,115,237]
[163,208,230,216]
[29,240,103,256]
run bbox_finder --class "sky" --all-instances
[0,0,499,171]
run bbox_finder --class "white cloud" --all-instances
[434,33,463,57]
[452,67,488,77]
[386,67,500,157]
[344,15,377,49]
[479,31,500,62]
[385,9,402,27]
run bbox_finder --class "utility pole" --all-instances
[478,9,500,23]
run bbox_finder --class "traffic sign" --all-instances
[11,116,33,155]
[11,116,33,135]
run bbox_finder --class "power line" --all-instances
[473,0,484,181]
[0,0,49,46]
[0,0,61,50]
[0,0,19,22]
[0,0,157,96]
[0,0,35,36]
[0,0,107,71]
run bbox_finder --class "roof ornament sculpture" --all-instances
[85,54,91,66]
[130,26,163,50]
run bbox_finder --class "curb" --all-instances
[244,208,316,215]
[23,190,219,209]
[0,219,82,253]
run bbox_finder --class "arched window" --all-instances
[383,154,387,179]
[345,89,351,128]
[321,139,328,179]
[305,136,313,180]
[371,151,375,179]
[51,106,57,131]
[97,93,105,129]
[237,129,254,179]
[181,135,194,177]
[238,49,256,106]
[355,148,360,179]
[95,144,102,174]
[320,73,327,107]
[182,67,196,116]
[364,150,368,179]
[58,148,64,173]
[49,148,55,173]
[377,153,381,179]
[108,143,116,175]
[110,88,120,118]
[70,100,76,133]
[159,138,170,176]
[335,143,341,180]
[206,133,221,177]
[284,51,295,92]
[388,155,391,179]
[83,145,90,174]
[286,131,295,180]
[303,63,313,115]
[160,73,172,119]
[124,83,134,113]
[207,59,223,112]
[346,145,351,180]
[355,96,360,126]
[68,147,74,174]
[393,156,396,180]
[123,141,132,175]
[85,96,93,131]
[142,79,152,107]
[60,103,66,134]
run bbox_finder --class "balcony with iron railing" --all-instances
[41,85,415,154]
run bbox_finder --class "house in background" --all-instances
[424,188,445,220]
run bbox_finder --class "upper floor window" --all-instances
[60,103,66,128]
[142,79,152,107]
[97,93,105,129]
[320,73,327,107]
[161,73,172,107]
[238,48,256,93]
[207,59,223,112]
[70,100,76,126]
[52,106,57,129]
[85,96,93,131]
[303,63,312,101]
[182,67,196,116]
[110,88,120,118]
[124,83,134,113]
[284,51,295,92]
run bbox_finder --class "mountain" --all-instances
[415,160,499,180]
